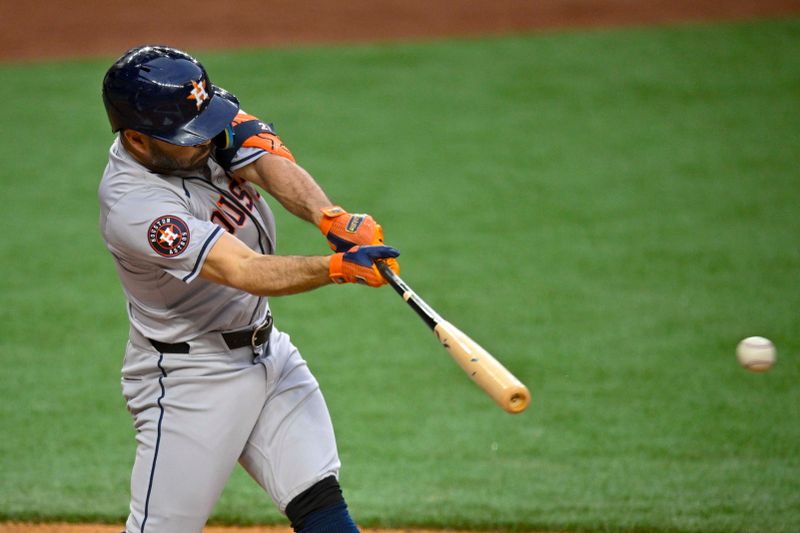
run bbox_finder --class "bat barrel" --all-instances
[434,320,530,414]
[376,261,530,415]
[505,387,531,414]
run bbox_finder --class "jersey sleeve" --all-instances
[102,187,224,283]
[214,110,295,171]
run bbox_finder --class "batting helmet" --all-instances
[102,45,239,146]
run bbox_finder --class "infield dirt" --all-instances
[1,0,799,62]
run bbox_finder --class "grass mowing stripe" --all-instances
[1,18,799,532]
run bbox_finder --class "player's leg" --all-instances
[239,328,359,532]
[122,344,269,533]
[284,475,359,532]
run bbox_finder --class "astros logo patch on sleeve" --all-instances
[148,216,190,257]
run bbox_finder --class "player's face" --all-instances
[145,137,212,172]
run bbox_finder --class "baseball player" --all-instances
[98,45,399,533]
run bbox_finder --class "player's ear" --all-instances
[122,129,149,152]
[122,129,142,144]
[120,129,156,167]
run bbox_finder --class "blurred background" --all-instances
[1,2,799,532]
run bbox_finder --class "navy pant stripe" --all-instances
[141,354,168,532]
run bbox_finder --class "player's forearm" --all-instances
[207,253,332,297]
[201,232,332,296]
[234,155,331,226]
[236,254,332,296]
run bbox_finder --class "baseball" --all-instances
[736,336,776,372]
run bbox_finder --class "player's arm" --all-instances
[232,154,330,226]
[220,114,387,252]
[234,155,387,252]
[199,230,399,296]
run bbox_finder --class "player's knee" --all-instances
[285,476,358,532]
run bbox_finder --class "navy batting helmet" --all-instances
[102,45,239,146]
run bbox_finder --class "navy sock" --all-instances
[296,502,359,533]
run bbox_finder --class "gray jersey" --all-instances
[98,136,276,342]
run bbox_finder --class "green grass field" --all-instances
[1,17,799,533]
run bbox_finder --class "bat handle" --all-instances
[375,260,441,330]
[375,259,404,295]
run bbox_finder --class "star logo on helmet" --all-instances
[187,79,209,110]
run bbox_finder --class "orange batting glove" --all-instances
[319,206,385,252]
[329,245,400,287]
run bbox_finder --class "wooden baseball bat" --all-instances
[376,261,530,414]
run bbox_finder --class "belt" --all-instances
[148,314,273,354]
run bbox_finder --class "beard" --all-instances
[148,142,211,173]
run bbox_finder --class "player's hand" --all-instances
[329,245,400,287]
[319,206,384,252]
